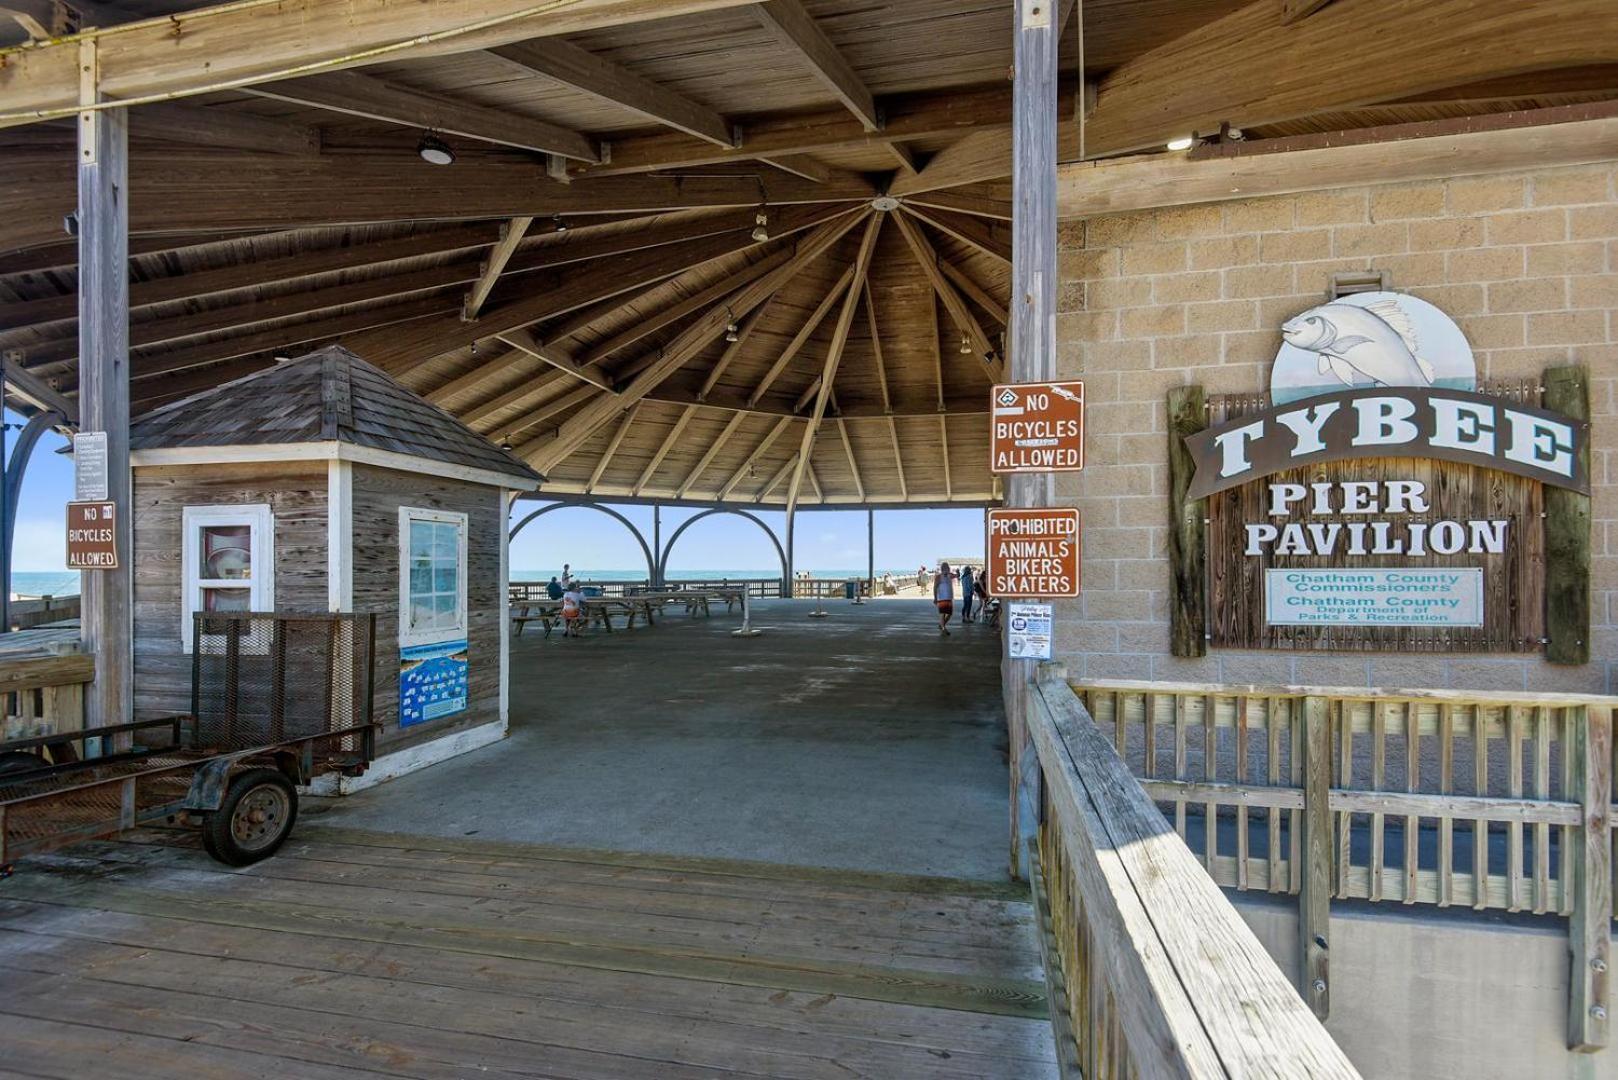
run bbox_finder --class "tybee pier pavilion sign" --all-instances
[1168,291,1592,660]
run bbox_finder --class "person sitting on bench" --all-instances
[561,584,585,638]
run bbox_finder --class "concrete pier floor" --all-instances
[311,599,1012,880]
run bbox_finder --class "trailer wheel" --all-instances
[202,768,297,866]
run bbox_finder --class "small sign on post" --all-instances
[66,500,117,569]
[1007,601,1054,659]
[986,507,1081,599]
[73,431,109,501]
[991,381,1085,474]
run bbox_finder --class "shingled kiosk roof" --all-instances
[130,345,544,488]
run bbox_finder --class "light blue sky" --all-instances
[8,417,988,576]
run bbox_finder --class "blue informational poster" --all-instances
[399,639,469,727]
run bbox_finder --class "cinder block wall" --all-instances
[1053,163,1616,693]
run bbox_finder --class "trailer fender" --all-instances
[181,756,239,811]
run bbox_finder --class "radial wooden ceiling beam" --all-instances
[462,368,575,427]
[760,155,831,183]
[463,216,534,321]
[576,247,791,368]
[633,405,700,496]
[246,71,599,161]
[718,415,795,501]
[861,280,891,415]
[898,204,1011,265]
[890,210,1003,382]
[883,141,921,176]
[887,417,906,500]
[747,261,857,407]
[586,402,642,494]
[698,299,772,401]
[497,328,610,390]
[488,37,733,148]
[498,383,603,445]
[676,410,749,499]
[0,0,760,127]
[1084,0,1618,157]
[784,212,881,517]
[835,412,864,502]
[753,0,879,132]
[425,347,535,405]
[531,211,867,473]
[937,414,951,498]
[940,258,1008,327]
[756,452,800,504]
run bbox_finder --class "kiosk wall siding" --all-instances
[1054,162,1617,694]
[131,463,329,717]
[350,463,503,755]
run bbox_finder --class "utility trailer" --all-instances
[0,612,376,869]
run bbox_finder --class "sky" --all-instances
[7,415,988,578]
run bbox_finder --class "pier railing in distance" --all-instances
[1025,665,1360,1078]
[1076,677,1617,1052]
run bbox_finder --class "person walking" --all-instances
[959,565,976,623]
[933,561,956,636]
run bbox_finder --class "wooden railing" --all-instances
[0,632,91,744]
[8,594,80,631]
[791,577,870,599]
[1023,666,1360,1077]
[1075,678,1617,1051]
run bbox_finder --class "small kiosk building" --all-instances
[126,346,543,786]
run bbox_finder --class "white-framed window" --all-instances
[181,504,275,650]
[399,507,468,647]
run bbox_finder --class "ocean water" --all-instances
[12,571,79,598]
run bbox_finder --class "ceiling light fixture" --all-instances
[1166,135,1195,152]
[417,131,455,165]
[751,208,770,243]
[959,335,972,355]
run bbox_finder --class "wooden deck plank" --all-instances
[0,830,1055,1080]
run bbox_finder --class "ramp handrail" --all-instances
[1024,665,1360,1078]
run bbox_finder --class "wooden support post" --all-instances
[1299,694,1332,1019]
[1568,704,1611,1051]
[77,39,133,734]
[866,507,874,597]
[1006,0,1060,882]
[1167,385,1207,656]
[1544,365,1591,664]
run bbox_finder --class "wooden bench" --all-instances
[512,598,659,636]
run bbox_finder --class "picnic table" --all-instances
[510,596,660,637]
[631,588,746,617]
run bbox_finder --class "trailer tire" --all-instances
[202,768,297,866]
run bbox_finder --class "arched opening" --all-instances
[509,501,656,584]
[658,507,788,591]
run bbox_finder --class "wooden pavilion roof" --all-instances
[1,0,1613,508]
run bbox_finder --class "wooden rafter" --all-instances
[891,210,1004,382]
[463,216,534,321]
[633,405,699,495]
[587,403,642,494]
[757,452,800,503]
[1085,0,1618,157]
[425,347,534,404]
[898,203,1011,265]
[499,383,601,445]
[576,247,791,368]
[697,300,771,401]
[488,37,732,148]
[0,0,760,125]
[747,261,857,407]
[862,281,891,415]
[887,418,907,500]
[835,414,864,502]
[883,141,921,175]
[760,155,831,183]
[676,411,749,499]
[784,213,882,516]
[718,416,795,501]
[531,212,867,473]
[940,259,1009,327]
[753,0,879,132]
[133,102,321,157]
[247,72,599,161]
[937,414,951,498]
[462,369,575,427]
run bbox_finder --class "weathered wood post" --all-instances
[1007,0,1061,879]
[76,40,134,735]
[1300,694,1333,1019]
[1568,704,1611,1051]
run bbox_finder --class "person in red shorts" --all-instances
[933,561,956,636]
[561,583,585,638]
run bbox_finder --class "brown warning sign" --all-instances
[66,500,117,569]
[986,507,1081,598]
[990,381,1084,474]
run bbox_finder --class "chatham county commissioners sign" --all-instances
[1174,291,1590,655]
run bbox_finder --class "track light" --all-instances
[751,208,769,242]
[417,131,455,165]
[725,323,740,343]
[1166,135,1195,151]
